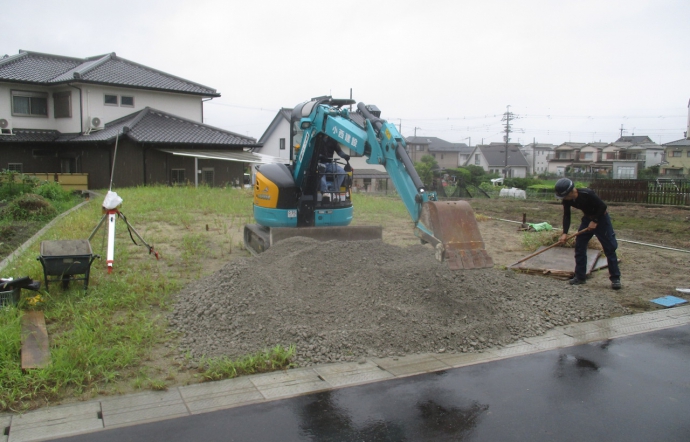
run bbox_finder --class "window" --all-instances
[53,91,71,118]
[171,169,185,184]
[121,96,134,107]
[687,150,690,157]
[441,154,444,160]
[7,163,22,172]
[474,154,480,165]
[616,166,635,179]
[583,152,593,160]
[279,138,286,150]
[671,151,681,157]
[11,90,48,117]
[104,94,118,106]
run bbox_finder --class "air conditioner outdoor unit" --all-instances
[89,116,104,131]
[0,118,13,135]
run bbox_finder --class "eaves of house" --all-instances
[0,50,219,97]
[0,107,259,146]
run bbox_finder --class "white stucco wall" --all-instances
[257,117,291,161]
[0,82,203,134]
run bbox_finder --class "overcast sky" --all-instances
[2,0,688,146]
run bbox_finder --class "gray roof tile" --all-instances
[0,108,258,146]
[479,145,529,167]
[0,50,218,96]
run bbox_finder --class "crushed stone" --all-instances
[168,237,629,367]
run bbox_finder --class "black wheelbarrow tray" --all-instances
[37,240,99,290]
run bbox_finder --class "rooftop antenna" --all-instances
[89,131,159,274]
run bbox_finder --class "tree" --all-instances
[413,155,439,188]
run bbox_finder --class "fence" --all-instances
[590,179,690,206]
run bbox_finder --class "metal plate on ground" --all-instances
[510,246,601,276]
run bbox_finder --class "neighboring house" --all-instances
[466,144,529,178]
[661,138,690,177]
[405,136,468,169]
[547,142,585,175]
[256,108,292,162]
[520,142,554,175]
[0,50,264,188]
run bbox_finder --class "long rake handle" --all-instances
[509,227,591,267]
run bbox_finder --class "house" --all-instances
[405,136,469,170]
[0,50,267,188]
[256,108,293,162]
[520,142,554,175]
[467,144,529,178]
[546,142,586,175]
[661,138,690,177]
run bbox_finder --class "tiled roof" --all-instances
[664,138,690,146]
[0,50,219,97]
[406,136,468,152]
[0,129,61,142]
[0,107,258,146]
[478,145,529,167]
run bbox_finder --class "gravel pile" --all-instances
[168,237,629,367]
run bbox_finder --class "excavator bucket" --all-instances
[243,224,383,256]
[416,200,494,270]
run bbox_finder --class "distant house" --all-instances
[405,136,469,170]
[661,138,690,177]
[256,108,292,162]
[547,142,586,175]
[0,50,265,188]
[467,144,529,178]
[520,143,554,175]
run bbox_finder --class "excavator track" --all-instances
[243,224,383,256]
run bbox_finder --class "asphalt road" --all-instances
[50,324,690,442]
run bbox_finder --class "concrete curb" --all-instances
[2,304,689,442]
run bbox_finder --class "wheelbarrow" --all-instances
[37,240,99,290]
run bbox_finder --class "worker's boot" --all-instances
[611,278,622,290]
[568,277,586,285]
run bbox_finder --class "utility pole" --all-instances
[619,124,624,138]
[414,127,421,137]
[501,105,515,178]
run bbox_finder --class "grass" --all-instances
[0,185,284,412]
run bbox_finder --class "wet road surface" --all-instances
[51,325,690,441]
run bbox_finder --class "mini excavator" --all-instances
[244,96,493,269]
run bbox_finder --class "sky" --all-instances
[2,0,689,146]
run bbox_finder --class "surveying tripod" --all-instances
[88,208,159,274]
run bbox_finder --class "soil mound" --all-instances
[169,237,629,366]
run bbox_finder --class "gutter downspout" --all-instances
[68,84,83,134]
[201,98,213,123]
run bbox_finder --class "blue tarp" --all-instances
[650,295,688,308]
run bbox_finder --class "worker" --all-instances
[555,178,622,290]
[319,137,350,192]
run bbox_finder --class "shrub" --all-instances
[0,171,39,202]
[1,193,57,221]
[35,181,72,202]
